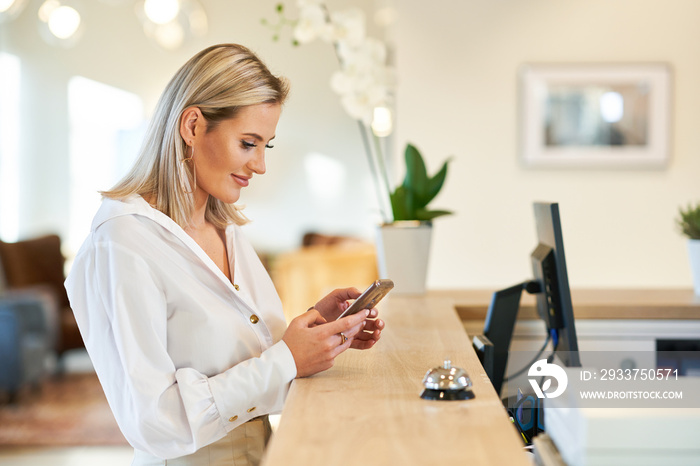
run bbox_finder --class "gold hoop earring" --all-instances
[179,147,196,194]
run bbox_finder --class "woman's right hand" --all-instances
[282,309,368,378]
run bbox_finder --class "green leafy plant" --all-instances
[677,203,700,240]
[390,143,452,222]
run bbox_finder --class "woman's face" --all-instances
[192,103,281,204]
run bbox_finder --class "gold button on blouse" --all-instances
[250,314,259,324]
[247,407,256,413]
[229,415,238,422]
[233,284,240,291]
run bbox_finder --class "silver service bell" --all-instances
[420,359,475,401]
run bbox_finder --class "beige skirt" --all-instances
[131,416,272,466]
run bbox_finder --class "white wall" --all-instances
[394,0,700,289]
[2,0,699,289]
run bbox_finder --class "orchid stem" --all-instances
[372,132,393,216]
[357,121,390,223]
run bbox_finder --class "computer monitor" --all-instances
[479,283,525,396]
[475,202,581,396]
[531,202,580,367]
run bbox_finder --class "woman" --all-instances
[65,44,385,465]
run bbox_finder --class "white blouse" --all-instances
[65,196,296,459]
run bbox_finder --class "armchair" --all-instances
[0,293,56,402]
[0,234,83,356]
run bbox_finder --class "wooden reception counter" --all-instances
[261,295,531,466]
[432,288,700,321]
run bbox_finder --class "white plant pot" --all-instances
[688,239,700,295]
[375,221,433,295]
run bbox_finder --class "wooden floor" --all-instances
[0,350,134,465]
[0,446,135,466]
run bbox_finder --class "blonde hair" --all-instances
[102,44,289,229]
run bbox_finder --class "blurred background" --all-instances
[2,0,700,294]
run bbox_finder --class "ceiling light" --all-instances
[144,0,179,25]
[48,5,81,39]
[0,0,27,23]
[0,0,16,12]
[38,0,59,22]
[37,0,84,47]
[153,21,184,50]
[139,0,207,51]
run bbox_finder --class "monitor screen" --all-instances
[477,202,581,396]
[531,202,580,367]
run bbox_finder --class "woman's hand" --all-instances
[312,287,385,351]
[313,287,361,321]
[282,309,369,378]
[349,308,384,350]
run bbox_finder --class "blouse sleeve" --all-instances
[65,237,297,459]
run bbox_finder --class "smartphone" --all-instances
[336,279,394,320]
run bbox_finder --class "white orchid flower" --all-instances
[293,5,331,44]
[332,64,392,97]
[340,82,390,124]
[329,8,365,47]
[368,65,397,90]
[340,93,373,124]
[330,70,355,95]
[337,37,386,67]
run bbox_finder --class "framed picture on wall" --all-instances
[519,63,671,168]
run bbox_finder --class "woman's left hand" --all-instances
[313,287,360,321]
[311,287,385,350]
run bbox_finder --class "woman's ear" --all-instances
[180,107,203,146]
